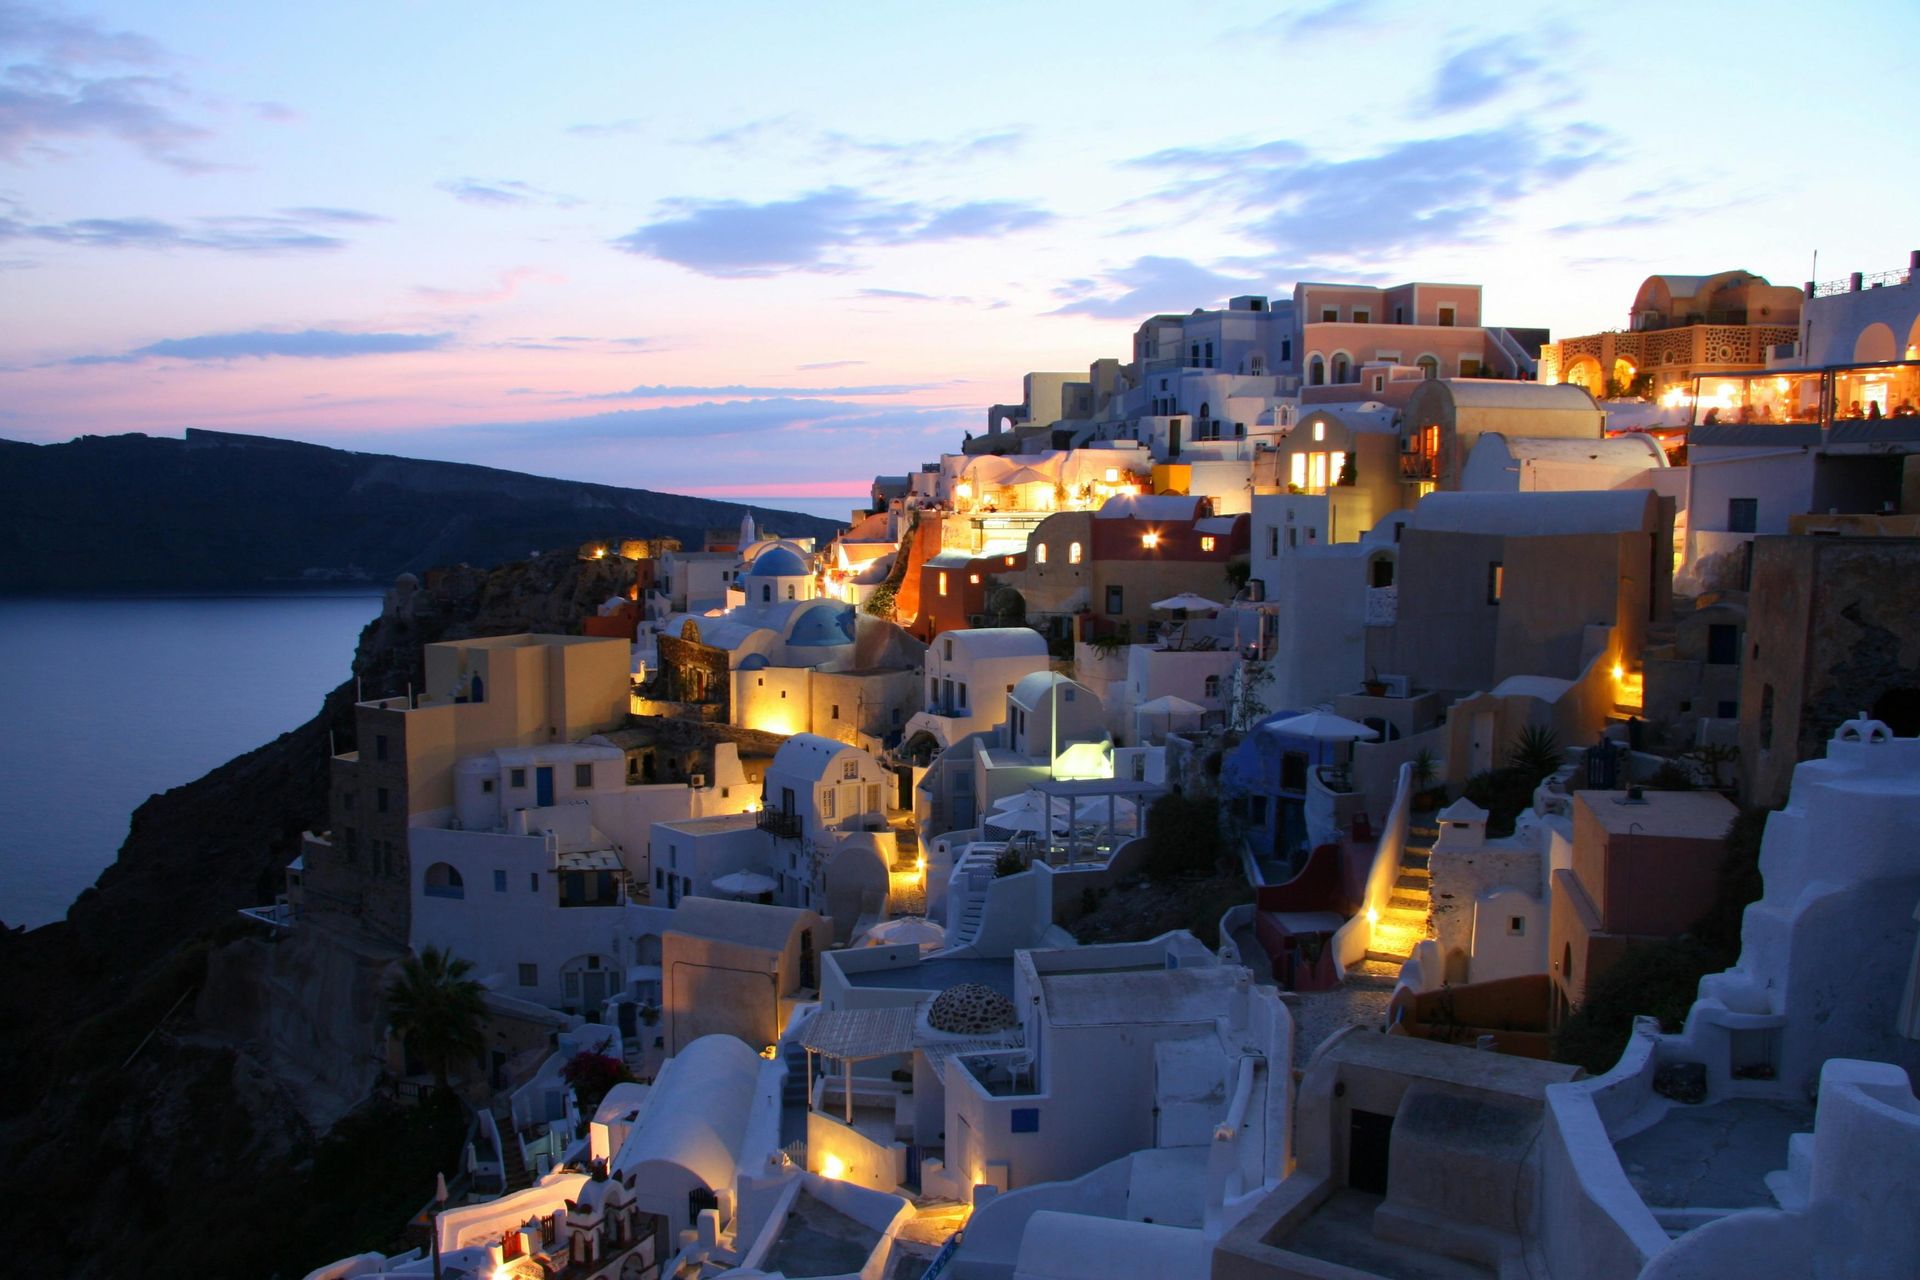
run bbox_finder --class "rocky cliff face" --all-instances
[0,550,638,1279]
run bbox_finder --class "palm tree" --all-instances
[386,946,486,1094]
[1505,725,1563,785]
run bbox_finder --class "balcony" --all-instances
[757,808,803,839]
[1398,453,1436,482]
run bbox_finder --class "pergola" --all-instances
[796,1006,920,1124]
[1025,778,1163,866]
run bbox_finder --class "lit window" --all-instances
[1310,453,1328,491]
[1331,451,1347,484]
[1488,562,1504,604]
[938,572,949,596]
[1201,536,1216,552]
[1290,454,1307,489]
[1313,422,1325,442]
[1104,468,1119,483]
[1141,532,1159,549]
[1069,542,1082,564]
[955,482,973,500]
[1004,555,1015,567]
[518,963,538,986]
[1037,543,1048,564]
[969,573,980,585]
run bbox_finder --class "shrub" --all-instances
[560,1050,633,1112]
[1551,938,1722,1075]
[1143,792,1224,880]
[992,848,1026,878]
[862,584,897,620]
[1461,768,1537,837]
[1648,759,1697,791]
[1504,725,1563,784]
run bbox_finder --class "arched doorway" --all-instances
[1416,354,1439,380]
[1331,353,1351,384]
[1309,355,1325,386]
[1854,323,1896,363]
[1563,356,1603,395]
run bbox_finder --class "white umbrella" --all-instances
[710,870,779,897]
[864,916,947,950]
[1137,694,1204,716]
[1265,711,1381,741]
[993,788,1138,825]
[1151,592,1224,612]
[984,807,1069,834]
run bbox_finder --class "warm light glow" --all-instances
[1104,468,1119,483]
[1611,662,1625,682]
[1036,543,1048,564]
[916,854,927,874]
[969,572,980,584]
[938,571,949,596]
[761,1043,779,1059]
[1004,555,1015,566]
[1313,422,1325,442]
[1069,541,1082,564]
[1200,536,1216,551]
[821,1153,847,1180]
[1366,907,1380,926]
[955,482,973,500]
[1141,531,1159,549]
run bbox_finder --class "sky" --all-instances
[1,0,1913,520]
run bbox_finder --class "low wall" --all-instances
[951,1153,1135,1280]
[1332,762,1413,975]
[1537,1020,1667,1280]
[808,1109,908,1193]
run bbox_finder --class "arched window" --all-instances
[1204,674,1220,698]
[786,584,796,600]
[1036,543,1048,565]
[1069,542,1083,565]
[1308,356,1325,386]
[1199,401,1211,419]
[1331,353,1351,384]
[1417,355,1439,380]
[424,862,465,899]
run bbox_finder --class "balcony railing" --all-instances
[757,809,803,839]
[1813,268,1912,298]
[1398,454,1436,481]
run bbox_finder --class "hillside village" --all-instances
[289,259,1920,1280]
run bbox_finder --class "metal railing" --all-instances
[756,808,802,839]
[1813,268,1912,298]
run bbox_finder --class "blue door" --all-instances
[536,766,554,806]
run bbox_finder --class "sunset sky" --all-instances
[2,0,1912,519]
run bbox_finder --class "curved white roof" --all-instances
[1010,670,1083,706]
[769,731,856,781]
[1489,674,1575,700]
[613,1034,760,1192]
[1096,494,1204,521]
[1015,1211,1210,1280]
[1480,433,1667,467]
[668,896,816,952]
[943,627,1049,661]
[1409,490,1656,536]
[1297,404,1399,435]
[1419,381,1600,413]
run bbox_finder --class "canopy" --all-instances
[1000,465,1054,487]
[1265,711,1380,741]
[863,916,947,949]
[710,870,779,897]
[1151,592,1224,612]
[1137,694,1204,715]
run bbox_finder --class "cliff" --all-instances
[0,429,842,592]
[0,550,644,1278]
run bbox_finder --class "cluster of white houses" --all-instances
[295,256,1920,1280]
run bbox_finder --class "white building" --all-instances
[905,628,1052,751]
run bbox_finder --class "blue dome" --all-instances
[747,545,807,578]
[788,603,856,647]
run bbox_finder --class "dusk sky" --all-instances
[2,0,1912,519]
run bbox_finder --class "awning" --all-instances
[797,1005,920,1061]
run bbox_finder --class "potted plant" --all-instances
[1411,748,1441,808]
[1363,667,1387,697]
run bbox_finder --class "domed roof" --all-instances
[927,982,1017,1035]
[748,545,808,577]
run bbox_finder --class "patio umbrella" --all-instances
[993,788,1139,825]
[983,804,1070,834]
[710,870,779,897]
[863,916,947,950]
[1151,592,1224,613]
[1136,693,1205,740]
[1265,711,1381,741]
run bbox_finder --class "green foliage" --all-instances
[386,946,486,1091]
[1143,791,1225,880]
[1692,806,1772,958]
[1224,555,1252,591]
[1504,724,1563,784]
[1461,768,1538,838]
[1089,628,1130,657]
[1411,748,1438,789]
[992,847,1027,878]
[1648,759,1698,791]
[862,584,897,619]
[1551,938,1723,1075]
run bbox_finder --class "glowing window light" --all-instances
[938,572,949,596]
[1201,536,1216,552]
[1069,542,1082,564]
[1104,468,1119,483]
[1141,532,1160,549]
[1037,544,1048,564]
[1290,454,1307,489]
[1313,422,1325,442]
[969,573,980,584]
[955,482,973,500]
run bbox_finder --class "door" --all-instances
[1469,713,1495,776]
[536,766,554,806]
[580,969,611,1022]
[1348,1109,1394,1195]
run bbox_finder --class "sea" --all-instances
[0,590,382,931]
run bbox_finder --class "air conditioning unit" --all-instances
[1380,674,1410,698]
[689,774,707,789]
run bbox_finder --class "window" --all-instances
[1508,917,1526,937]
[1268,526,1279,556]
[575,763,594,788]
[376,787,390,814]
[1487,563,1504,604]
[481,778,495,794]
[938,571,949,597]
[531,872,540,891]
[842,759,859,780]
[1309,356,1325,385]
[958,683,969,708]
[944,638,953,660]
[1069,541,1082,564]
[831,703,841,720]
[375,734,389,762]
[1313,421,1325,442]
[1106,585,1124,614]
[424,862,464,899]
[821,788,836,819]
[1727,498,1758,533]
[494,870,508,893]
[511,768,526,789]
[1141,532,1159,549]
[1204,674,1220,698]
[1706,624,1739,665]
[1438,305,1456,327]
[1717,700,1739,719]
[1394,305,1406,323]
[762,584,772,602]
[1011,1107,1040,1134]
[1037,543,1048,564]
[968,572,980,585]
[786,584,796,599]
[1281,338,1292,362]
[1201,536,1216,552]
[1417,355,1439,380]
[1460,357,1481,377]
[1352,309,1369,324]
[1321,307,1338,322]
[518,963,538,987]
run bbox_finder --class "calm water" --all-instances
[0,592,380,930]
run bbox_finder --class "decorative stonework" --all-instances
[927,982,1018,1034]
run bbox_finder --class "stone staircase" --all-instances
[495,1104,534,1193]
[945,847,998,949]
[1364,817,1436,966]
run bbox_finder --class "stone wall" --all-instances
[1428,845,1542,961]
